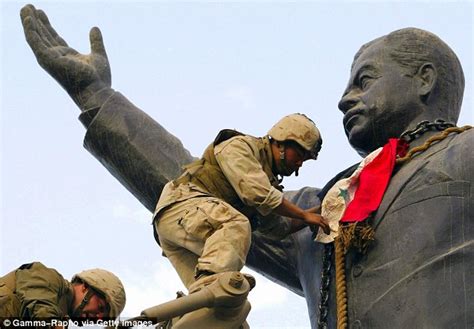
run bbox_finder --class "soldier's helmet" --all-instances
[268,113,322,159]
[73,269,126,319]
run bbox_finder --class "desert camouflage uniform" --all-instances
[0,262,73,319]
[154,132,290,288]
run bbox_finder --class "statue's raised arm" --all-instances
[21,4,111,111]
[20,3,195,212]
[19,4,305,298]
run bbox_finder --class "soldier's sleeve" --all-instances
[15,263,68,319]
[215,137,283,216]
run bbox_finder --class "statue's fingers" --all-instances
[89,27,108,59]
[34,13,55,48]
[37,9,68,47]
[20,4,37,24]
[21,5,54,49]
[22,16,49,57]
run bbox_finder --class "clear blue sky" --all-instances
[1,1,472,327]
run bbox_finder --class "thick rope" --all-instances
[397,125,472,164]
[334,236,348,329]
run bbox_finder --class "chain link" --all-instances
[399,119,455,143]
[318,244,333,329]
[397,125,472,164]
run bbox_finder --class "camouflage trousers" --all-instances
[155,196,251,288]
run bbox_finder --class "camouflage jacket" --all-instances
[0,262,73,319]
[155,133,290,237]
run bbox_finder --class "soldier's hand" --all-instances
[20,4,111,110]
[303,212,330,235]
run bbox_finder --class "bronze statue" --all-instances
[20,4,473,328]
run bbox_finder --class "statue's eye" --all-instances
[359,75,373,90]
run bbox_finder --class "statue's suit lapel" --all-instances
[371,137,452,230]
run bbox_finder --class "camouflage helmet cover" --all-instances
[268,113,322,159]
[73,269,126,319]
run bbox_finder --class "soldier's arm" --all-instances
[215,137,329,233]
[214,137,283,215]
[15,263,69,319]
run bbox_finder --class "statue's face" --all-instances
[338,41,423,156]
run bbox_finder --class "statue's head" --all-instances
[338,27,465,157]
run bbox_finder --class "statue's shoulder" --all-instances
[447,127,474,156]
[442,127,474,174]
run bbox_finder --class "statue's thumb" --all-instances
[90,27,108,58]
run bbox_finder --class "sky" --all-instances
[1,1,473,328]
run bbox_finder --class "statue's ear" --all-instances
[415,63,437,101]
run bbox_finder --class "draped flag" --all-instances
[315,138,408,243]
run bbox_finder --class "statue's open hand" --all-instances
[20,4,111,109]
